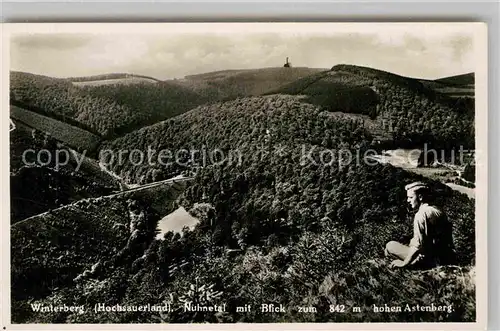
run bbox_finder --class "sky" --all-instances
[9,23,477,80]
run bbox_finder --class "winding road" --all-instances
[11,176,195,227]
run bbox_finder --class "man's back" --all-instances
[412,203,455,265]
[386,182,456,269]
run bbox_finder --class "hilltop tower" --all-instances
[283,57,291,68]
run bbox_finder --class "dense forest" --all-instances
[66,73,161,83]
[10,72,211,138]
[101,95,372,184]
[10,66,474,150]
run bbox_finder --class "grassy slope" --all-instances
[10,106,101,153]
[10,181,190,323]
[268,64,474,148]
[180,67,327,99]
[420,73,474,99]
[11,197,134,299]
[72,77,158,87]
[435,73,474,86]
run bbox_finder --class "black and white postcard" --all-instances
[1,23,488,330]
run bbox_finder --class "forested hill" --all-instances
[101,95,372,185]
[10,122,119,222]
[10,68,325,139]
[9,72,212,138]
[269,64,474,149]
[102,94,475,269]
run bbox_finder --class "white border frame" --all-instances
[0,20,491,331]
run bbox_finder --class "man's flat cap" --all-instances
[405,181,429,192]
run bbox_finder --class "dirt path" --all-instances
[445,183,475,199]
[370,149,475,199]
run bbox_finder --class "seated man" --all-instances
[385,181,455,269]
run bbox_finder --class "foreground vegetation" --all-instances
[11,161,475,323]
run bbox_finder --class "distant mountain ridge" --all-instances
[10,65,474,148]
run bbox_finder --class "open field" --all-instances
[181,67,328,97]
[73,77,159,86]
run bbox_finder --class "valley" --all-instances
[9,64,477,323]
